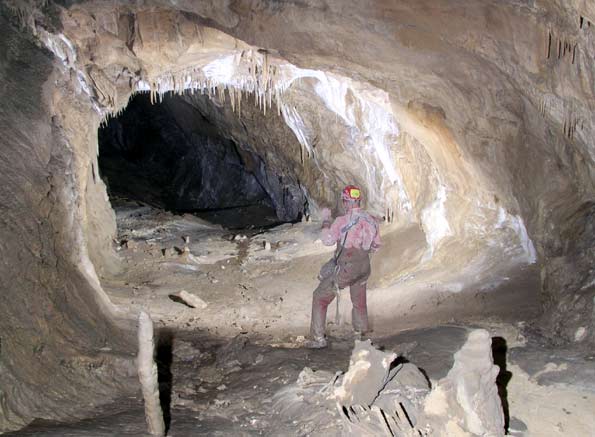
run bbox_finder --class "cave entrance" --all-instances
[98,92,305,230]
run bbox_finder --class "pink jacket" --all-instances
[321,208,381,252]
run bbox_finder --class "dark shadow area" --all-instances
[386,355,432,389]
[388,355,410,370]
[98,92,306,229]
[376,326,469,380]
[155,329,174,432]
[491,336,511,433]
[167,294,194,308]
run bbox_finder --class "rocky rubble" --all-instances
[275,329,504,436]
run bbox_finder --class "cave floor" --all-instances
[6,325,594,436]
[101,199,334,339]
[101,200,542,340]
[21,200,589,436]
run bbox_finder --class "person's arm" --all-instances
[321,207,332,229]
[320,208,340,246]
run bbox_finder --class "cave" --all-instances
[98,92,305,229]
[0,1,594,436]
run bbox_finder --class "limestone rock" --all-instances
[424,329,505,436]
[296,367,336,388]
[334,339,397,406]
[215,334,262,369]
[172,340,202,362]
[176,290,208,309]
[373,363,430,426]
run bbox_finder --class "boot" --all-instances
[353,329,372,341]
[304,336,328,349]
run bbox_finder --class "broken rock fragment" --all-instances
[172,340,202,362]
[175,290,208,309]
[215,334,261,369]
[373,362,430,427]
[333,340,427,435]
[275,330,505,436]
[334,339,397,406]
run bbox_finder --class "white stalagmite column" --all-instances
[137,311,166,436]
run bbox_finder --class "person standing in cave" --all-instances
[305,185,381,349]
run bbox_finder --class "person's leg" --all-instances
[350,280,369,334]
[310,276,337,340]
[338,250,370,335]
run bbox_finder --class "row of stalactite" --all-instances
[100,50,293,130]
[545,12,594,64]
[546,31,578,64]
[563,115,583,141]
[539,20,592,143]
[143,49,286,119]
[579,15,592,31]
[538,95,584,142]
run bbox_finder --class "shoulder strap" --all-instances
[340,216,361,234]
[339,211,379,253]
[334,211,354,261]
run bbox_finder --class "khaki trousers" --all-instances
[310,248,371,339]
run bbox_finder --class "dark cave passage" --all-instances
[98,92,305,229]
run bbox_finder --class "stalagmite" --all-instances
[424,329,505,436]
[137,311,166,437]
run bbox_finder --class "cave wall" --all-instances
[0,9,135,432]
[177,92,315,222]
[25,0,594,341]
[171,0,594,342]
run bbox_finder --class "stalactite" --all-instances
[140,47,302,124]
[276,87,282,116]
[262,50,269,94]
[238,88,242,117]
